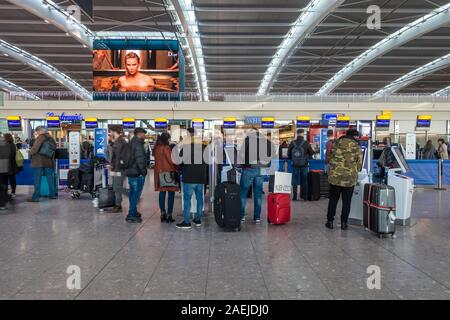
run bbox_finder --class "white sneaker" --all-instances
[255,219,261,225]
[241,216,246,222]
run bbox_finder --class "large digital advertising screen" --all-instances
[93,39,184,100]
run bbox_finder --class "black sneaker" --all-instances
[325,221,334,229]
[176,222,192,229]
[193,219,202,227]
[126,216,142,223]
[341,222,348,230]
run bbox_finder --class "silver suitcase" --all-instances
[363,184,396,237]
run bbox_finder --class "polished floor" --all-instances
[1,175,450,300]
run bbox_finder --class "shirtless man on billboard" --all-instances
[118,52,176,92]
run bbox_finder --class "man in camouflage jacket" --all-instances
[326,129,362,230]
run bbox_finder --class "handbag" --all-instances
[159,171,179,188]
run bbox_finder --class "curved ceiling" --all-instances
[0,0,449,97]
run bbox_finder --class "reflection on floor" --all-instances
[1,177,450,300]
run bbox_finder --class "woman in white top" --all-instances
[437,138,449,160]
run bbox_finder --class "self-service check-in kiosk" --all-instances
[349,139,371,225]
[387,146,414,226]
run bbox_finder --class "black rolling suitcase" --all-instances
[308,170,321,201]
[214,182,241,231]
[319,172,330,198]
[98,187,115,209]
[68,169,81,190]
[80,173,94,193]
[363,184,396,238]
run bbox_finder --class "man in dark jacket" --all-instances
[288,129,315,201]
[237,128,275,224]
[176,128,208,229]
[108,126,128,212]
[125,128,148,223]
[28,126,57,202]
[0,137,11,210]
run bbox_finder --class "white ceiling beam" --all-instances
[433,85,450,96]
[374,54,450,96]
[0,39,92,100]
[6,0,95,49]
[165,0,208,101]
[0,77,39,100]
[258,0,345,95]
[317,3,450,96]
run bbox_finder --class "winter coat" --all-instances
[154,144,179,192]
[6,141,17,174]
[328,136,362,188]
[125,136,147,178]
[110,137,128,172]
[29,134,55,168]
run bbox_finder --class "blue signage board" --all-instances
[320,128,328,161]
[94,128,108,159]
[244,116,262,125]
[322,114,338,121]
[7,119,22,131]
[296,120,310,128]
[223,121,236,129]
[85,121,98,129]
[192,121,204,129]
[376,119,390,128]
[261,121,275,129]
[46,112,83,123]
[416,119,431,128]
[336,120,350,128]
[155,121,168,130]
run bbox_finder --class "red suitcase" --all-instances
[267,193,291,225]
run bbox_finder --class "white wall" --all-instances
[1,100,450,134]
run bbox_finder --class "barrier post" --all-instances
[435,159,447,191]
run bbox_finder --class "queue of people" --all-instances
[1,126,449,230]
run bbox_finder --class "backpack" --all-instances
[15,149,24,167]
[38,136,56,158]
[292,140,307,167]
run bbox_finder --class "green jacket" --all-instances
[328,136,362,188]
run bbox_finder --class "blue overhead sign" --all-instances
[94,128,108,159]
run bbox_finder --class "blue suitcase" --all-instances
[40,174,58,197]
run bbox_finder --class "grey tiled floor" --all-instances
[1,177,450,300]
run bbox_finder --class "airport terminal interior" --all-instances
[1,0,450,301]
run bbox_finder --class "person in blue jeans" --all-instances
[239,168,264,223]
[176,128,208,230]
[288,129,315,201]
[28,126,57,202]
[181,183,204,228]
[238,128,275,224]
[125,128,148,223]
